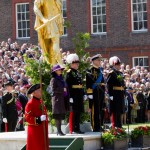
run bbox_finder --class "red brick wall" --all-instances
[0,0,149,68]
[0,0,13,41]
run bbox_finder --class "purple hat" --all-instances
[52,64,64,72]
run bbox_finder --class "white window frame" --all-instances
[16,3,30,39]
[132,56,149,68]
[91,0,107,35]
[131,0,148,32]
[62,0,67,36]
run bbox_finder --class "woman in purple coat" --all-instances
[50,64,67,136]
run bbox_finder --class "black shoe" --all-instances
[93,129,100,132]
[73,130,84,134]
[100,127,104,132]
[57,131,66,136]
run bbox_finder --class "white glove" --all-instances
[3,118,7,123]
[88,95,93,99]
[83,95,88,101]
[110,96,113,101]
[69,98,73,103]
[40,115,46,121]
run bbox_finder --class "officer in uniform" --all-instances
[2,81,18,131]
[107,56,125,128]
[65,53,84,134]
[86,54,105,132]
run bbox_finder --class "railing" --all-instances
[66,138,84,150]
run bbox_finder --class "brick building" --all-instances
[0,0,150,69]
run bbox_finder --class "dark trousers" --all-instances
[8,118,17,131]
[91,106,101,131]
[127,107,132,124]
[72,111,80,132]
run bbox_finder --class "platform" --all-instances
[0,131,101,150]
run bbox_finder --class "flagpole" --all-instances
[39,60,48,150]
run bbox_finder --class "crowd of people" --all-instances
[0,38,149,134]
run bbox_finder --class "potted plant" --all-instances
[131,126,150,147]
[101,128,128,150]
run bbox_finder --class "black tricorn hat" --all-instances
[27,83,42,94]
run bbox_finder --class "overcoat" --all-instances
[50,77,66,115]
[25,97,49,150]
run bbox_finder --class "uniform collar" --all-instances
[92,64,99,69]
[33,96,40,101]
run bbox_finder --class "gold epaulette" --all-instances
[3,92,7,96]
[67,69,71,73]
[87,88,93,94]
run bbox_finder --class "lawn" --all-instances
[123,122,150,130]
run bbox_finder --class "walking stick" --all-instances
[39,61,49,150]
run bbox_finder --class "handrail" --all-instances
[66,138,84,150]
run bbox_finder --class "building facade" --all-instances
[0,0,150,69]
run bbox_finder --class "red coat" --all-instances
[25,97,49,150]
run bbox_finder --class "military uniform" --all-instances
[86,66,105,131]
[2,92,18,131]
[107,67,125,128]
[66,68,84,133]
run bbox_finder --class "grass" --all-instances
[123,122,150,130]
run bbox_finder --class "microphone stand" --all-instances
[127,95,131,148]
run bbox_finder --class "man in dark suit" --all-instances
[18,85,29,113]
[126,87,134,124]
[65,53,84,134]
[107,56,125,128]
[86,54,105,132]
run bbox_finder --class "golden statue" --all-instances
[34,0,63,65]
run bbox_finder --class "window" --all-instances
[16,3,30,38]
[91,0,106,34]
[133,56,149,69]
[131,0,147,32]
[62,0,67,36]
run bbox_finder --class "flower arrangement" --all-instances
[131,126,150,138]
[102,128,127,144]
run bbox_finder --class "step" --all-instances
[50,145,68,150]
[50,138,74,146]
